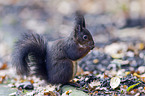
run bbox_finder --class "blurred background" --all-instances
[0,0,145,64]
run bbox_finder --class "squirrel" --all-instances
[12,12,94,84]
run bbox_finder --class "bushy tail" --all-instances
[12,32,47,79]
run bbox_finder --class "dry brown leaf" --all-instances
[83,71,91,76]
[44,91,56,96]
[93,59,99,64]
[29,79,34,84]
[66,90,72,95]
[140,77,145,83]
[137,43,144,50]
[125,71,131,75]
[0,63,7,70]
[133,73,140,78]
[104,73,108,78]
[123,85,128,89]
[0,75,6,84]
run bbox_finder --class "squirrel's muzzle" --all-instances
[90,45,95,50]
[89,41,95,50]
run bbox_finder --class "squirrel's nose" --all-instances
[88,41,95,50]
[89,43,95,50]
[90,45,95,50]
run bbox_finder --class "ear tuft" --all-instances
[75,11,86,28]
[75,25,82,32]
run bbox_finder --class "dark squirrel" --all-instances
[12,12,94,84]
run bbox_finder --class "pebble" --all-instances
[129,67,135,71]
[111,53,124,59]
[117,69,125,77]
[89,81,101,88]
[139,53,144,58]
[104,43,127,55]
[126,51,134,57]
[137,66,145,74]
[107,64,117,70]
[109,70,117,77]
[93,59,99,64]
[140,74,145,77]
[130,60,137,67]
[79,51,111,73]
[88,64,97,71]
[135,93,140,96]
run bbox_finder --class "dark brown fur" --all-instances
[12,12,94,84]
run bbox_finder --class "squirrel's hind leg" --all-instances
[47,60,73,84]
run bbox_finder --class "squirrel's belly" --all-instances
[72,61,78,78]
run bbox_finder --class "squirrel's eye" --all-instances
[83,35,88,40]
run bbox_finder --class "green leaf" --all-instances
[126,82,141,92]
[61,85,89,96]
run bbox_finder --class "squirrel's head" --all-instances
[73,12,94,50]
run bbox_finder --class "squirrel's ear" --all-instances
[74,25,82,32]
[75,11,86,28]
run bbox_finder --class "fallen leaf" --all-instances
[140,77,145,83]
[66,90,72,95]
[127,82,141,92]
[62,90,72,96]
[111,53,124,59]
[137,43,144,50]
[123,85,128,89]
[133,73,140,78]
[0,75,6,84]
[0,63,7,70]
[93,59,99,64]
[29,79,34,84]
[44,91,56,96]
[125,71,131,75]
[110,76,120,89]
